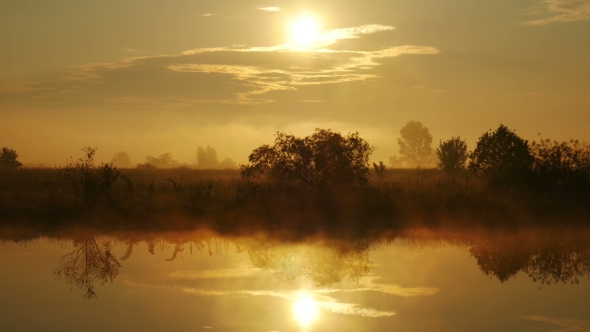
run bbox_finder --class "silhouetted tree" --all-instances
[0,147,23,169]
[144,152,177,168]
[241,128,374,187]
[397,121,433,167]
[218,157,237,169]
[436,137,468,175]
[60,147,121,209]
[197,146,219,168]
[531,138,590,195]
[469,125,533,186]
[111,151,133,168]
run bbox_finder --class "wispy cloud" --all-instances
[0,24,440,107]
[259,7,280,12]
[202,13,213,17]
[182,288,396,318]
[523,315,590,332]
[169,268,262,279]
[522,0,590,25]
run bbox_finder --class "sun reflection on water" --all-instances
[293,294,319,329]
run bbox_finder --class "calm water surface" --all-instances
[1,228,589,331]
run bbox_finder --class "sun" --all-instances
[293,295,318,327]
[291,15,321,45]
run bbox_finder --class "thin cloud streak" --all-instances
[523,315,590,332]
[0,24,439,106]
[522,0,590,25]
[259,7,280,12]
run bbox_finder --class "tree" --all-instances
[468,125,534,185]
[197,146,219,168]
[219,157,237,169]
[60,147,121,209]
[0,147,23,169]
[397,121,433,167]
[436,137,468,175]
[241,128,374,187]
[111,151,133,168]
[531,138,590,194]
[144,152,177,168]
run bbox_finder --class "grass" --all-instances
[1,167,589,235]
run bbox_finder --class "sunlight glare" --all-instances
[291,16,321,45]
[293,295,318,327]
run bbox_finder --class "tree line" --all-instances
[241,123,590,195]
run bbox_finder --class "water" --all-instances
[1,228,589,331]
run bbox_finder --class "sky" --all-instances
[1,0,590,165]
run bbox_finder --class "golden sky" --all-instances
[1,0,589,165]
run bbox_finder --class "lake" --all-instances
[1,227,589,331]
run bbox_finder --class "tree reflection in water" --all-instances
[3,227,590,298]
[470,236,590,285]
[244,238,374,286]
[53,237,121,299]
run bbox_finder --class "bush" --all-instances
[468,125,534,187]
[436,137,468,175]
[60,147,121,209]
[531,138,590,195]
[241,128,374,187]
[0,147,23,170]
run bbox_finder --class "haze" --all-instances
[1,0,589,165]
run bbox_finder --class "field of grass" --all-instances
[1,167,589,235]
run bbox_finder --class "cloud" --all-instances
[522,0,590,25]
[202,14,213,17]
[259,7,280,12]
[169,268,261,279]
[0,24,440,107]
[523,315,590,332]
[181,288,396,318]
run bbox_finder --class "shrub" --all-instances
[0,147,23,170]
[469,125,534,186]
[60,147,121,209]
[145,153,177,168]
[111,152,133,168]
[241,128,374,187]
[531,138,590,195]
[436,137,468,175]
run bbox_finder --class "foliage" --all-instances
[397,121,433,167]
[241,128,374,187]
[145,152,177,168]
[111,151,133,168]
[373,161,387,181]
[468,125,534,185]
[436,137,468,175]
[219,157,237,169]
[197,146,219,168]
[531,138,590,194]
[60,147,121,209]
[388,155,403,168]
[0,147,23,170]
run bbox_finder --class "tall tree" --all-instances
[197,146,219,169]
[397,121,433,166]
